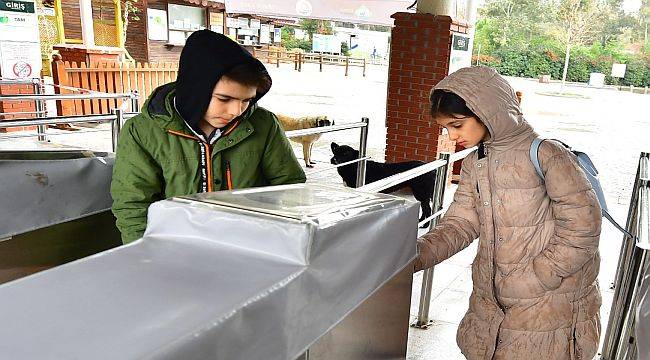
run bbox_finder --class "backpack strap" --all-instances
[530,138,638,241]
[530,138,546,180]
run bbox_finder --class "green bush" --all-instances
[620,58,649,87]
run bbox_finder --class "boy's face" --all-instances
[202,76,257,130]
[435,114,490,148]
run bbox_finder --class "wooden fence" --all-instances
[251,49,366,76]
[50,51,367,116]
[51,60,178,116]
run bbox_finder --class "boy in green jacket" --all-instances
[111,30,306,244]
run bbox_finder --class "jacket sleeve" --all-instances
[261,113,307,185]
[415,155,480,270]
[532,141,602,290]
[110,119,164,244]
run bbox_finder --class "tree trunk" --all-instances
[561,34,571,94]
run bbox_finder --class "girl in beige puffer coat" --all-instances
[415,66,602,360]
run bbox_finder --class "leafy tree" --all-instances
[478,0,553,49]
[551,0,604,90]
[299,19,333,42]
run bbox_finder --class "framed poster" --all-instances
[147,8,168,41]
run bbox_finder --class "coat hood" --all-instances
[433,66,536,151]
[175,30,271,137]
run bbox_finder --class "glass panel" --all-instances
[168,4,205,31]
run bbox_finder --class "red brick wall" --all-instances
[0,84,37,132]
[385,13,468,163]
[125,0,149,62]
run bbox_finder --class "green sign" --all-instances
[452,34,469,52]
[0,0,35,14]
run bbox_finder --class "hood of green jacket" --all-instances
[140,82,259,139]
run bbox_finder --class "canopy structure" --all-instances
[225,0,414,26]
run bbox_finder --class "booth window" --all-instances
[167,4,206,45]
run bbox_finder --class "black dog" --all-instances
[330,142,436,227]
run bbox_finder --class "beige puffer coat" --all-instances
[417,67,602,360]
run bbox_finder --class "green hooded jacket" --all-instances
[110,82,306,243]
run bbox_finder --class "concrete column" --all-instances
[79,0,95,47]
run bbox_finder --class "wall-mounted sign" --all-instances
[0,0,40,79]
[273,28,281,43]
[249,18,260,29]
[225,17,238,28]
[260,24,270,43]
[448,33,471,75]
[0,40,41,79]
[147,8,168,41]
[237,17,249,29]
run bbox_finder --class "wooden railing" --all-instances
[51,60,178,116]
[251,49,366,77]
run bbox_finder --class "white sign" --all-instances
[249,18,260,29]
[238,17,249,29]
[312,34,341,54]
[273,28,281,43]
[226,17,238,28]
[611,63,626,78]
[0,1,39,42]
[0,40,41,79]
[147,8,168,41]
[448,33,471,74]
[260,24,270,44]
[294,28,307,40]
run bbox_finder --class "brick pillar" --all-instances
[385,13,468,163]
[0,84,37,132]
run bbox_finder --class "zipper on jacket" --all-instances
[167,129,214,193]
[225,161,233,190]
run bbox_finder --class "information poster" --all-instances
[0,0,41,79]
[260,24,270,44]
[147,8,168,41]
[0,41,41,79]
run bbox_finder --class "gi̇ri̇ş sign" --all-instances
[0,0,42,79]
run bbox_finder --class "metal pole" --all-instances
[614,249,647,360]
[602,158,646,358]
[131,90,139,113]
[414,152,450,329]
[112,108,123,152]
[355,117,369,188]
[33,79,47,142]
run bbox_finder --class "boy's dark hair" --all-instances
[223,64,272,94]
[429,89,477,119]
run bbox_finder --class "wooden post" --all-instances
[345,57,349,76]
[51,59,73,116]
[319,55,323,72]
[276,50,280,67]
[114,0,124,48]
[362,58,366,77]
[54,0,65,43]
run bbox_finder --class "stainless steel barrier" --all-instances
[360,146,476,328]
[601,152,650,360]
[284,119,370,187]
[1,81,139,152]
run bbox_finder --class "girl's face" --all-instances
[201,76,257,131]
[435,114,490,148]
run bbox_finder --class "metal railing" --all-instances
[0,82,139,151]
[601,152,650,360]
[360,146,476,328]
